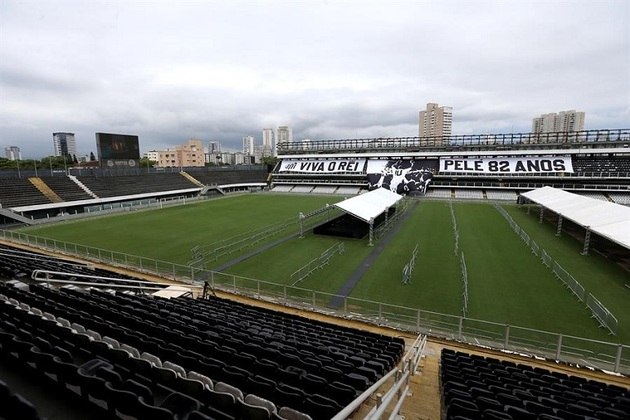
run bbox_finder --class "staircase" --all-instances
[180,171,205,187]
[0,208,35,225]
[68,174,98,198]
[28,177,63,203]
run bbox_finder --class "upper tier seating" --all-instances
[441,348,630,420]
[76,173,198,198]
[0,178,50,208]
[39,176,93,202]
[572,157,630,175]
[186,170,267,186]
[1,275,404,420]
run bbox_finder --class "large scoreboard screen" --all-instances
[95,132,140,168]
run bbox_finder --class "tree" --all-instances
[139,157,155,169]
[262,156,278,167]
[89,152,96,161]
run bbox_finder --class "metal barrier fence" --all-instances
[1,229,628,375]
[461,252,469,318]
[493,204,619,335]
[587,293,620,337]
[290,242,345,286]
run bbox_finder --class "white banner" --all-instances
[279,159,366,173]
[439,156,573,173]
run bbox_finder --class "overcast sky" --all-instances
[1,0,628,158]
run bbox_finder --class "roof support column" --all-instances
[368,218,374,247]
[556,215,563,237]
[581,228,591,256]
[539,206,544,223]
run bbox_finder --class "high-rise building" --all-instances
[4,146,21,161]
[276,126,293,143]
[262,128,275,157]
[206,141,221,165]
[242,136,255,156]
[53,132,77,157]
[532,110,585,133]
[208,141,221,154]
[418,103,452,145]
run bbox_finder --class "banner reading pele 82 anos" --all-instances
[439,156,574,174]
[279,159,367,173]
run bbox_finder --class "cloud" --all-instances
[0,0,628,158]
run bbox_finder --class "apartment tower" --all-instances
[418,103,452,145]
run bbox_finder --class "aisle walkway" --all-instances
[328,201,419,309]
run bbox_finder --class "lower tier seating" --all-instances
[441,348,630,420]
[1,280,404,419]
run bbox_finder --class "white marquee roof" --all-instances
[334,188,403,223]
[521,186,630,250]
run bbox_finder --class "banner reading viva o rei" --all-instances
[279,159,366,173]
[439,156,574,174]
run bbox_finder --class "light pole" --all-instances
[16,159,21,178]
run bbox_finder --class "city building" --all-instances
[206,141,222,165]
[53,132,77,157]
[242,136,255,156]
[276,126,293,144]
[154,139,205,168]
[532,110,585,133]
[4,146,21,161]
[262,128,275,157]
[145,150,160,162]
[418,103,452,145]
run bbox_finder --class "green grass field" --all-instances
[18,194,630,345]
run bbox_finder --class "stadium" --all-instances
[1,127,629,419]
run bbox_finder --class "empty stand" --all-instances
[441,348,630,420]
[76,173,199,198]
[184,168,267,186]
[0,178,51,208]
[454,189,484,200]
[486,190,519,201]
[1,272,404,419]
[38,176,93,202]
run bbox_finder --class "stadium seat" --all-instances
[238,400,271,420]
[482,409,513,420]
[275,406,314,420]
[504,405,536,419]
[246,375,276,400]
[104,381,142,418]
[137,396,174,420]
[303,394,340,420]
[328,381,357,405]
[161,391,202,419]
[6,393,41,420]
[275,383,305,409]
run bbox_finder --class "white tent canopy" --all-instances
[334,188,403,223]
[521,186,630,250]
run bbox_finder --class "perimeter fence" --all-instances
[1,229,628,375]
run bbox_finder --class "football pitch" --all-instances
[19,193,630,345]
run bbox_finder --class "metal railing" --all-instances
[332,334,428,420]
[277,128,630,154]
[494,204,619,335]
[1,229,628,375]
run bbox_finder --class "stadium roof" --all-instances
[334,188,403,223]
[521,186,630,250]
